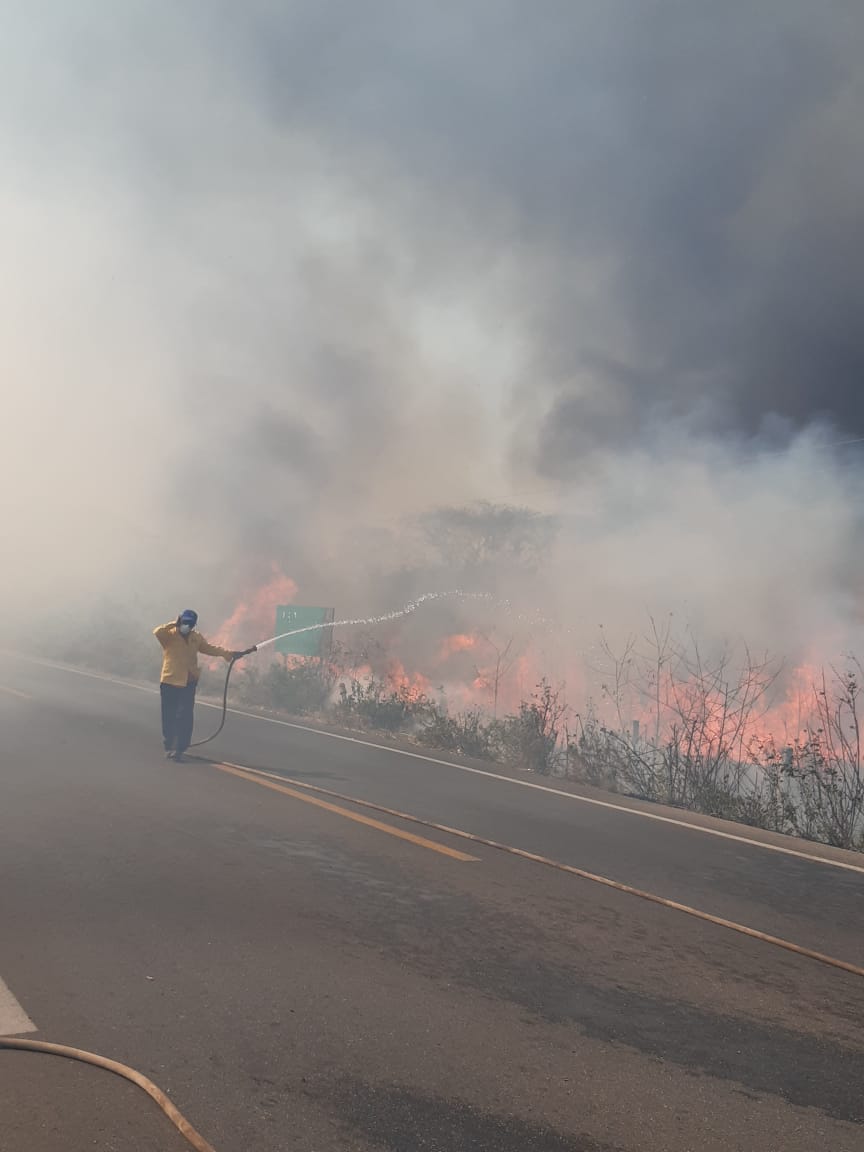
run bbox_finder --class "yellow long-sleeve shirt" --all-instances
[153,622,234,686]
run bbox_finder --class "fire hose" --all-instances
[0,597,480,1144]
[188,592,490,751]
[0,1036,217,1151]
[189,647,257,750]
[0,648,255,1150]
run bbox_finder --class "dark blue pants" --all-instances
[160,681,197,754]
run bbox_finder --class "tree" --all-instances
[474,632,520,718]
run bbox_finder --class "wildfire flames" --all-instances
[217,567,298,649]
[216,569,838,746]
[385,660,432,703]
[617,659,831,757]
[764,662,825,743]
[438,633,479,660]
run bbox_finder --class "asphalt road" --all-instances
[1,657,863,1151]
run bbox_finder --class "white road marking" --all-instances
[20,660,155,694]
[0,685,31,699]
[23,657,864,878]
[0,974,36,1035]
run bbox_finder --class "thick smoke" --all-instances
[2,2,863,673]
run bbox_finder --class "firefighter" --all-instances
[154,610,255,761]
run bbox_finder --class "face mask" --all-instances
[179,623,192,636]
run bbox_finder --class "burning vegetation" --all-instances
[211,566,864,853]
[41,499,864,854]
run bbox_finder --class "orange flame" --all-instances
[615,661,827,756]
[438,633,480,660]
[214,574,841,752]
[761,662,823,743]
[217,566,298,648]
[387,659,432,703]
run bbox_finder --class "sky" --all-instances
[1,1,862,666]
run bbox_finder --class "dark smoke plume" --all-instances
[2,2,862,668]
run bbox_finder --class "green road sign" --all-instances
[274,606,335,658]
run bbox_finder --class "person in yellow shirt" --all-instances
[154,609,256,761]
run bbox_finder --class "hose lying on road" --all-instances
[0,1036,218,1152]
[190,655,241,749]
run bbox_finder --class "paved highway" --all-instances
[1,657,863,1151]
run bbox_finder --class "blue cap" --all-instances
[179,609,198,627]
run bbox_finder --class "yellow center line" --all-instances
[213,762,479,863]
[0,686,30,699]
[214,759,864,982]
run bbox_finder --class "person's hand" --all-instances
[232,647,257,659]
